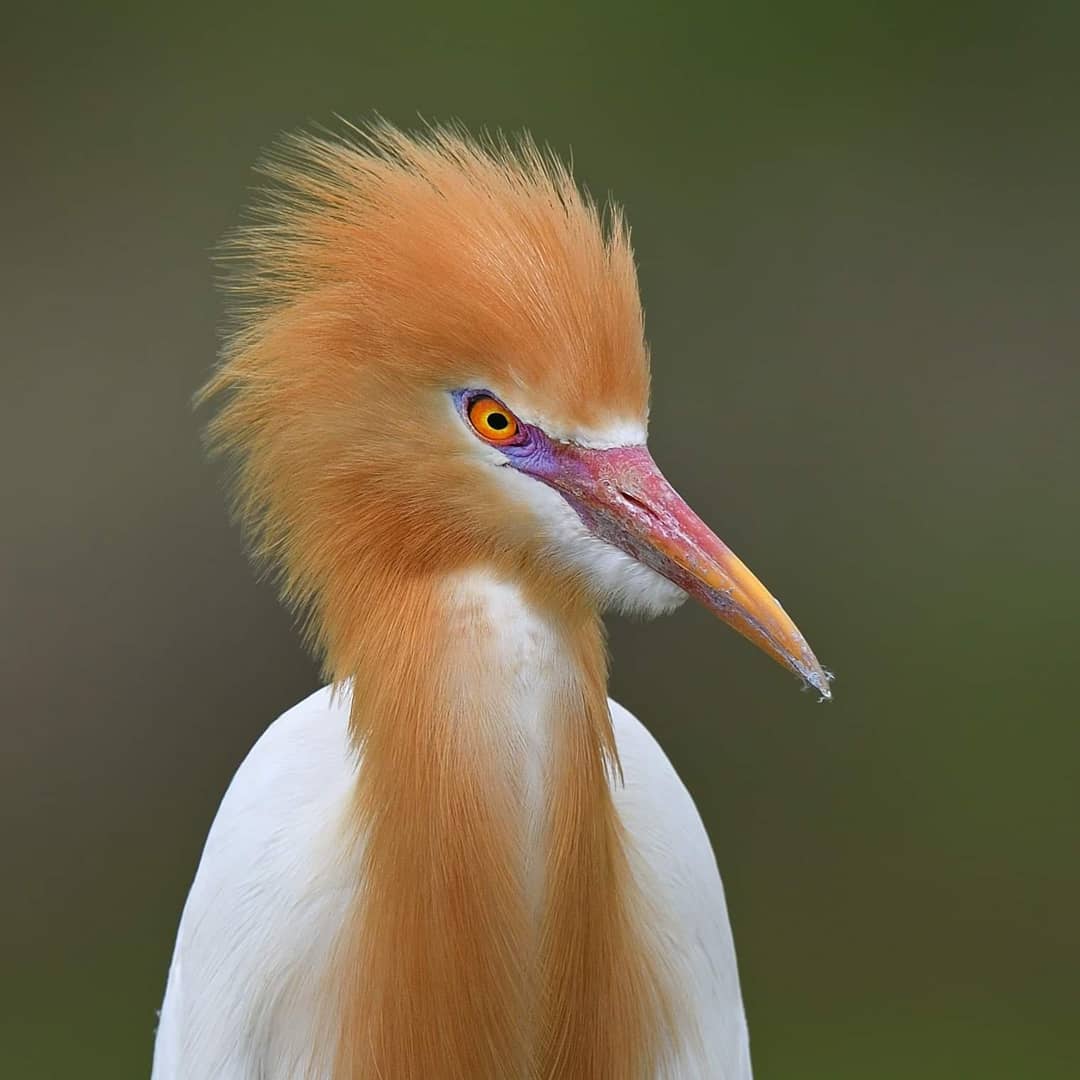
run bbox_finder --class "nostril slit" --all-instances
[617,488,656,518]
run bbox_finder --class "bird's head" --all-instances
[204,125,829,697]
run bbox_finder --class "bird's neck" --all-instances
[327,566,676,1079]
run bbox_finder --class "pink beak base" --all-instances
[548,444,831,699]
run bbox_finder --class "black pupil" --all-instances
[487,411,509,431]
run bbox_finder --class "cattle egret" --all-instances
[152,125,830,1080]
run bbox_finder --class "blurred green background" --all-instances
[3,2,1078,1076]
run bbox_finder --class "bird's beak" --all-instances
[549,443,831,698]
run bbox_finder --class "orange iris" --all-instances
[467,396,519,442]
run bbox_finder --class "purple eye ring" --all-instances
[453,389,533,450]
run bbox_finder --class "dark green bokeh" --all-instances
[3,3,1078,1076]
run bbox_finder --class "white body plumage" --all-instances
[153,576,752,1079]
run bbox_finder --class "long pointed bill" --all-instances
[546,443,831,699]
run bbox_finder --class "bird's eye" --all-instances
[467,396,519,442]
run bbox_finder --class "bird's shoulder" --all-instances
[606,696,731,940]
[153,686,356,1079]
[607,698,752,1078]
[177,684,360,937]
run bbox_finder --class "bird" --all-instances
[152,123,830,1080]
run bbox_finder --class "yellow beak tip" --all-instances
[801,665,834,702]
